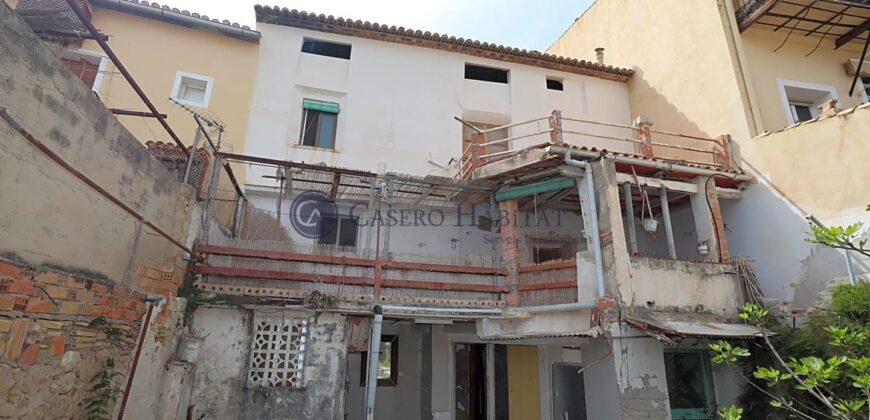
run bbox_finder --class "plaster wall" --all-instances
[189,307,347,420]
[244,23,633,183]
[79,8,259,183]
[626,258,741,316]
[739,27,868,132]
[607,323,671,419]
[548,0,755,144]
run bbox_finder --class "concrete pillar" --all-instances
[589,159,632,303]
[633,116,654,159]
[605,323,672,419]
[498,199,521,306]
[660,186,677,260]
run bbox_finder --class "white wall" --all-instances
[244,24,633,185]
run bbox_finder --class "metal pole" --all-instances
[182,126,202,185]
[623,183,639,255]
[364,305,384,420]
[660,185,677,259]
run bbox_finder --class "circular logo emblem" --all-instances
[289,190,338,239]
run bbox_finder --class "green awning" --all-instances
[303,99,340,114]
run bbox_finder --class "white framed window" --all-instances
[776,79,838,125]
[170,71,214,108]
[247,315,308,388]
[60,49,108,92]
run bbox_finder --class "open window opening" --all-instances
[60,50,105,92]
[777,80,838,125]
[301,38,352,60]
[620,183,702,261]
[465,63,509,84]
[359,335,398,386]
[317,215,358,248]
[300,99,339,149]
[546,77,564,91]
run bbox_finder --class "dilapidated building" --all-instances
[4,0,835,419]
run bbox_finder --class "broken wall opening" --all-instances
[620,183,704,261]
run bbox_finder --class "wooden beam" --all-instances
[382,260,506,276]
[616,173,698,194]
[329,173,341,199]
[715,187,743,200]
[198,245,376,267]
[837,18,870,48]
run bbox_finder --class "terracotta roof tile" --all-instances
[253,5,634,81]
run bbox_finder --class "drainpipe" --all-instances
[364,305,383,420]
[563,153,606,298]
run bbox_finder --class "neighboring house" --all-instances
[187,6,759,420]
[13,0,261,184]
[549,0,870,310]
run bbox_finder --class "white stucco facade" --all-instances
[242,23,633,186]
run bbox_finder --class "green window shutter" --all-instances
[303,99,340,114]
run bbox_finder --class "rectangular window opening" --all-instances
[546,78,564,91]
[302,38,352,60]
[171,71,213,108]
[359,335,399,386]
[789,101,815,123]
[317,215,358,248]
[300,100,339,149]
[465,64,509,84]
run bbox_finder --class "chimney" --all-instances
[595,47,605,64]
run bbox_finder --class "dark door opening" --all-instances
[455,343,488,420]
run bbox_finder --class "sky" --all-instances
[157,0,595,52]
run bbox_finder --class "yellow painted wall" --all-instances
[507,345,541,420]
[740,27,867,133]
[741,105,870,220]
[548,0,756,145]
[79,8,259,182]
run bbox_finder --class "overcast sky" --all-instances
[159,0,595,52]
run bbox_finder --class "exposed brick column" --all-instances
[498,199,521,307]
[549,110,564,144]
[713,134,733,171]
[632,116,654,158]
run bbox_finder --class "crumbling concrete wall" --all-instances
[0,3,198,417]
[627,258,741,316]
[189,307,348,420]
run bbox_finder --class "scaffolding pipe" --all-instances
[547,146,753,181]
[563,153,606,298]
[364,305,384,420]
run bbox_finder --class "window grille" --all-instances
[247,315,308,388]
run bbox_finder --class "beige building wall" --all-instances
[78,8,259,182]
[740,27,868,132]
[548,0,755,143]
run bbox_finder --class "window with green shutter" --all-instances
[300,99,339,149]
